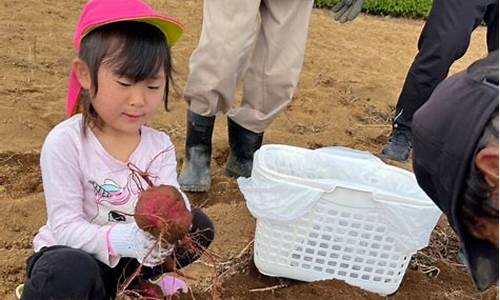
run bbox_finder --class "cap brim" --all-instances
[139,16,183,46]
[81,16,183,47]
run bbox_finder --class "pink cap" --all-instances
[66,0,183,117]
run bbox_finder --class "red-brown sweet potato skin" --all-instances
[136,280,164,299]
[135,185,192,244]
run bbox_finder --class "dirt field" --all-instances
[0,0,498,299]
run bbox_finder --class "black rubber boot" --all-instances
[225,118,264,178]
[178,111,215,192]
[381,124,412,162]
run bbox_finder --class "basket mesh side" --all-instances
[254,197,410,290]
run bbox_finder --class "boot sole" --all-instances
[225,159,251,178]
[179,184,210,193]
[225,166,252,178]
[380,146,412,162]
[380,152,409,162]
[15,284,23,299]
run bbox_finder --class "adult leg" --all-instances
[184,0,262,117]
[229,0,314,133]
[382,0,489,161]
[225,0,314,177]
[21,246,108,300]
[180,0,261,191]
[484,0,499,52]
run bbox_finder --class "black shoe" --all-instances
[225,118,263,178]
[178,111,215,192]
[381,125,412,162]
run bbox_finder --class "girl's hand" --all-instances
[159,275,189,296]
[108,222,173,267]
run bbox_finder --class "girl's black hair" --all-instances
[78,21,174,133]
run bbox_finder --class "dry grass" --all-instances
[410,220,462,279]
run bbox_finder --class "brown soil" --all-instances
[0,0,497,299]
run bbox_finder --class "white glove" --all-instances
[333,0,364,23]
[108,222,173,267]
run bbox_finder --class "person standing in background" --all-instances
[382,0,498,161]
[178,0,364,192]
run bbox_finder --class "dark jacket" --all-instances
[412,51,499,290]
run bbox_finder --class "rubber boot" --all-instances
[225,118,264,178]
[178,111,215,192]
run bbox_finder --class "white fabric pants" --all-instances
[184,0,314,133]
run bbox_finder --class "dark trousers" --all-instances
[21,208,214,300]
[394,0,499,128]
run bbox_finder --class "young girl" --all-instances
[20,1,214,299]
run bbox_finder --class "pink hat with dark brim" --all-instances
[66,0,183,117]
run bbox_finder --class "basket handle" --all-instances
[314,146,384,164]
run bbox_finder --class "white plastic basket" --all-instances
[239,145,441,296]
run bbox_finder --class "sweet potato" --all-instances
[135,185,192,244]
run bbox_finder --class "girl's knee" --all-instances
[191,208,215,244]
[22,247,106,300]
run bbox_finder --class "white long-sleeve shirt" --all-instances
[33,114,189,267]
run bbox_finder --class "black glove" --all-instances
[333,0,364,23]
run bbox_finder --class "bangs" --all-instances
[102,21,170,82]
[79,21,171,85]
